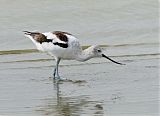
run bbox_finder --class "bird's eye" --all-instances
[97,49,101,52]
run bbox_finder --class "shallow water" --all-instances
[0,0,159,116]
[0,44,159,116]
[0,0,158,50]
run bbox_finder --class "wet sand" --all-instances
[0,44,159,116]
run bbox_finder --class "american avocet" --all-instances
[24,31,124,80]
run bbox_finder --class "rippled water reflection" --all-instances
[36,81,104,116]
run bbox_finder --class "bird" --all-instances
[24,31,125,80]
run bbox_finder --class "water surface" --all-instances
[0,0,159,116]
[0,0,158,50]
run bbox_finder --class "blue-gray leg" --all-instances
[53,58,61,80]
[53,68,56,80]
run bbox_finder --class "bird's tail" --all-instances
[23,31,39,35]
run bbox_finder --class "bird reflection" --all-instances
[36,80,104,116]
[53,81,61,104]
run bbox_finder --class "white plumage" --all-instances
[24,31,124,80]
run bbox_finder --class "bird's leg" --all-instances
[53,58,61,80]
[53,67,57,80]
[53,58,67,81]
[56,58,61,79]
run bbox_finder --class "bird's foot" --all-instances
[53,76,67,81]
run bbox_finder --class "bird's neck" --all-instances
[76,48,94,61]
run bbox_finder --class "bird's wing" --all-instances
[43,32,68,44]
[24,31,52,44]
[42,31,70,48]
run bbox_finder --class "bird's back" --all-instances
[24,31,82,59]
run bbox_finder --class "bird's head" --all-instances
[89,45,104,57]
[89,45,125,65]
